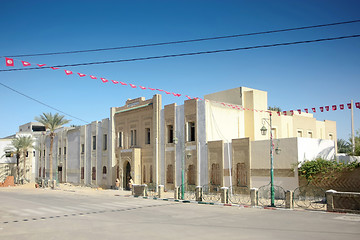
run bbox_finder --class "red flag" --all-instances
[325,106,329,111]
[290,110,294,115]
[332,105,337,111]
[277,112,281,116]
[101,78,108,83]
[157,89,164,92]
[312,108,316,113]
[148,88,155,90]
[297,109,301,114]
[186,95,192,100]
[5,57,14,66]
[64,70,73,75]
[283,111,287,116]
[165,91,171,94]
[176,93,181,97]
[129,84,137,88]
[50,67,59,70]
[77,73,86,77]
[21,61,31,67]
[347,103,352,109]
[139,86,146,90]
[111,80,119,84]
[90,75,97,79]
[356,102,360,109]
[221,103,226,106]
[304,108,309,113]
[37,64,46,67]
[340,104,344,110]
[320,107,324,112]
[120,82,127,85]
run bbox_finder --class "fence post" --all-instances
[158,185,164,198]
[41,179,45,188]
[195,186,202,202]
[221,187,228,204]
[250,188,258,206]
[174,187,179,200]
[51,180,56,189]
[326,190,336,212]
[285,190,293,209]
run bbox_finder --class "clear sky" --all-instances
[0,0,359,141]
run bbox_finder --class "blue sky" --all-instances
[0,0,359,141]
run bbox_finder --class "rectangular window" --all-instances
[297,130,303,137]
[168,125,174,143]
[92,136,96,150]
[81,167,84,180]
[44,150,45,156]
[59,148,61,155]
[166,164,174,184]
[131,129,137,146]
[308,131,313,138]
[118,132,123,148]
[33,151,35,157]
[103,134,107,150]
[236,163,247,187]
[64,147,66,155]
[26,151,29,157]
[145,128,151,144]
[187,122,195,142]
[81,144,85,154]
[329,133,334,140]
[92,167,96,180]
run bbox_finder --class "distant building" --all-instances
[31,87,336,190]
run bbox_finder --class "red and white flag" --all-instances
[37,64,46,67]
[320,107,324,112]
[120,82,127,85]
[283,111,287,116]
[332,105,337,111]
[157,89,164,92]
[297,109,301,114]
[347,103,352,109]
[77,73,86,77]
[64,70,73,75]
[148,88,155,90]
[185,95,192,100]
[164,91,171,94]
[21,61,31,66]
[100,78,108,83]
[90,75,97,79]
[277,112,281,116]
[5,57,14,66]
[111,80,119,84]
[139,86,147,90]
[312,108,316,113]
[129,84,137,88]
[290,110,294,115]
[340,104,344,110]
[356,102,360,109]
[304,108,309,113]
[50,67,59,70]
[325,106,329,111]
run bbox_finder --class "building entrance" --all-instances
[124,161,131,190]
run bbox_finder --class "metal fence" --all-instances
[202,185,221,203]
[183,184,196,200]
[145,183,158,197]
[293,184,326,210]
[228,187,251,205]
[258,183,286,207]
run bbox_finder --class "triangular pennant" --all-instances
[297,109,301,114]
[129,84,137,88]
[304,108,308,113]
[312,108,316,113]
[139,86,147,90]
[111,80,119,84]
[90,75,97,79]
[50,67,59,70]
[100,78,108,83]
[37,64,46,67]
[120,82,127,85]
[64,70,73,75]
[77,73,86,77]
[21,61,31,66]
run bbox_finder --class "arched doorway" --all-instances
[123,161,131,190]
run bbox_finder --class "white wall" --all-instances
[297,138,335,165]
[0,139,16,164]
[67,128,80,183]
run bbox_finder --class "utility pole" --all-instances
[351,100,355,154]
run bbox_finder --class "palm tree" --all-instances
[35,113,70,180]
[20,136,34,181]
[3,137,22,183]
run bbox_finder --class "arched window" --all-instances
[236,163,247,187]
[150,165,153,183]
[81,167,84,180]
[166,164,173,184]
[102,166,107,174]
[211,163,220,185]
[188,164,195,185]
[43,167,45,178]
[92,167,96,180]
[143,165,146,183]
[39,167,41,177]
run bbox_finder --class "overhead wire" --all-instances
[1,34,360,72]
[6,19,360,58]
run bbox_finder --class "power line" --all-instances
[1,34,360,72]
[6,19,360,58]
[0,82,89,123]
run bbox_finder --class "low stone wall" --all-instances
[326,190,360,214]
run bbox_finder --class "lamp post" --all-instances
[261,112,280,207]
[174,135,192,200]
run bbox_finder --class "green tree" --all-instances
[35,113,70,180]
[268,106,282,112]
[348,129,360,156]
[337,139,351,153]
[20,136,34,181]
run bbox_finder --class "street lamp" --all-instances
[260,112,280,207]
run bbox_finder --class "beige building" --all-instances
[32,86,336,191]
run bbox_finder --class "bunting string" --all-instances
[1,56,359,115]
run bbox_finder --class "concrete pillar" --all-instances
[250,188,258,207]
[174,187,179,200]
[41,179,45,188]
[221,187,228,204]
[196,186,202,202]
[47,179,51,188]
[158,185,164,198]
[326,190,336,212]
[285,190,293,209]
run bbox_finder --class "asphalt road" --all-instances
[0,188,359,240]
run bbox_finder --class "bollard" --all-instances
[250,188,258,207]
[41,179,45,188]
[52,180,56,189]
[195,186,202,202]
[158,185,164,198]
[285,190,293,209]
[47,179,51,188]
[221,187,228,204]
[326,190,336,212]
[174,187,179,200]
